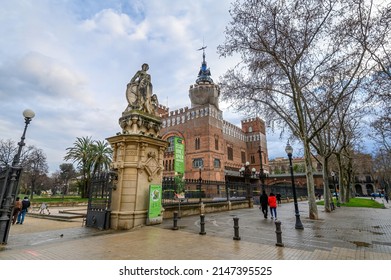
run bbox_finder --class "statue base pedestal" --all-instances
[107,130,167,230]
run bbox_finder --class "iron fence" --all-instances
[162,178,309,206]
[0,166,22,244]
[85,172,113,230]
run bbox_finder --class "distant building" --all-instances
[267,156,324,191]
[267,153,378,196]
[158,50,268,183]
[353,153,377,195]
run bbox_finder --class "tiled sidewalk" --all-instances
[1,200,390,260]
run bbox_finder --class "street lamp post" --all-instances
[285,141,304,230]
[258,146,266,192]
[0,109,35,244]
[198,166,202,203]
[240,162,253,208]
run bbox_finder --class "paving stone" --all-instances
[1,201,390,260]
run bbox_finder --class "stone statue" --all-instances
[126,63,158,115]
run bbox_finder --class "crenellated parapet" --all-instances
[223,119,265,143]
[223,120,246,141]
[241,117,266,135]
[161,104,223,128]
[189,82,220,109]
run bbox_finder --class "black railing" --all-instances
[162,178,309,206]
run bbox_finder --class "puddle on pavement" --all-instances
[370,231,384,235]
[351,241,372,247]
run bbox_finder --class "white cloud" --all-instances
[0,0,288,174]
[81,9,146,39]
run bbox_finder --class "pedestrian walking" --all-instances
[276,193,282,205]
[12,197,22,225]
[39,202,50,215]
[16,196,31,225]
[268,192,278,220]
[259,190,269,219]
[385,193,389,204]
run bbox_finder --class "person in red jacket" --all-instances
[268,193,277,220]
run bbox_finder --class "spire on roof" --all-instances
[196,45,213,84]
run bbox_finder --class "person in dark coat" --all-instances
[12,197,22,225]
[16,196,30,225]
[276,193,282,205]
[260,190,269,219]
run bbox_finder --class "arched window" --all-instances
[195,137,200,150]
[167,136,175,152]
[250,155,255,164]
[227,147,233,161]
[241,151,246,163]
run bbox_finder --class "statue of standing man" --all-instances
[126,63,158,115]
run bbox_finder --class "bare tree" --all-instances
[0,139,34,168]
[0,139,16,167]
[332,115,362,204]
[218,0,386,219]
[23,148,49,199]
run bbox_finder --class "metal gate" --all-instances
[85,172,114,230]
[0,166,22,244]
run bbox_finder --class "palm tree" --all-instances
[91,140,113,177]
[64,137,113,198]
[64,136,95,198]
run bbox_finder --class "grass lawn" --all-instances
[21,196,88,204]
[317,197,385,208]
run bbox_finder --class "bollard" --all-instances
[274,220,284,247]
[233,216,241,240]
[199,214,206,235]
[172,211,179,230]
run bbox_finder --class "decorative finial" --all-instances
[196,44,213,84]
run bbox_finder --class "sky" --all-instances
[0,0,313,174]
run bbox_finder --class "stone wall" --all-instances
[162,200,250,219]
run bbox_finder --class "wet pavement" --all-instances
[1,199,390,260]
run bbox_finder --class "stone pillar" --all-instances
[107,63,168,230]
[107,133,167,230]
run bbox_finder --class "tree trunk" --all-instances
[336,153,345,203]
[303,141,318,219]
[345,156,353,202]
[322,156,332,212]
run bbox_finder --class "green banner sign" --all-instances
[148,184,162,223]
[174,136,185,174]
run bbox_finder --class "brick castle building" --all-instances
[157,50,269,183]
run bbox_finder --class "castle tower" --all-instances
[189,47,220,109]
[160,49,225,182]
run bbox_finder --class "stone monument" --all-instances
[106,63,167,230]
